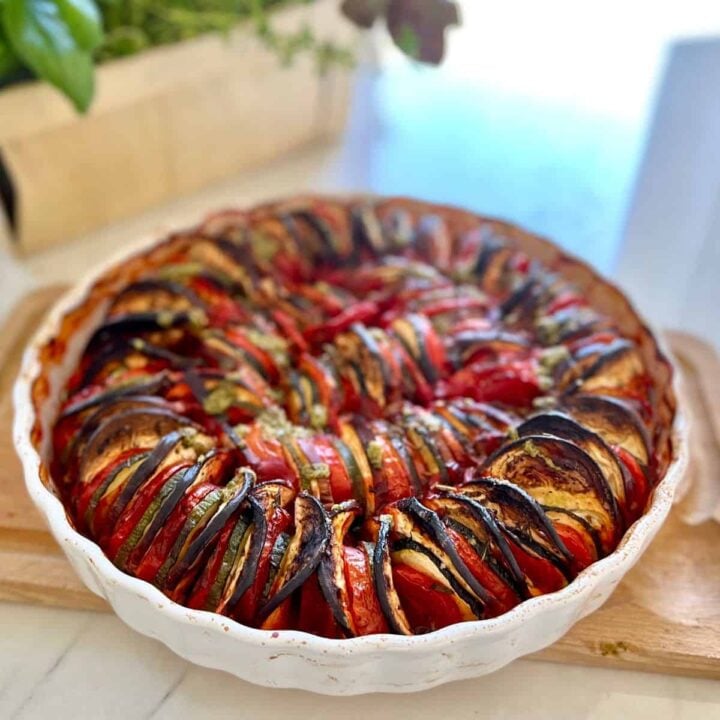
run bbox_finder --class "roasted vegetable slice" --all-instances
[372,515,413,635]
[258,493,330,620]
[516,411,628,522]
[317,501,362,636]
[479,436,621,553]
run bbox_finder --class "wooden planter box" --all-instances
[0,0,355,254]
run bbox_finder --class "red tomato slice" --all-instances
[271,309,309,353]
[614,445,650,522]
[552,523,596,575]
[506,538,567,595]
[372,433,413,508]
[304,301,380,344]
[392,564,465,633]
[241,424,296,486]
[225,328,280,381]
[343,546,389,635]
[300,436,354,504]
[260,598,296,631]
[297,572,341,638]
[105,462,192,558]
[134,484,216,583]
[443,527,520,616]
[441,361,542,408]
[186,517,236,611]
[546,291,588,315]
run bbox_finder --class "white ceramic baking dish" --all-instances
[13,198,687,695]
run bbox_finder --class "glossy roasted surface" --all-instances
[49,196,672,637]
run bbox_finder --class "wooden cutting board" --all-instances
[2,288,719,677]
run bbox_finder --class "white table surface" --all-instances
[3,23,720,713]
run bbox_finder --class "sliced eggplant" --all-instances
[109,278,204,316]
[350,203,388,255]
[394,497,492,607]
[104,429,188,530]
[562,394,651,467]
[317,501,361,637]
[78,408,197,486]
[88,309,204,348]
[516,411,628,518]
[225,495,269,610]
[391,314,442,384]
[257,493,330,619]
[572,340,644,394]
[372,515,413,635]
[59,373,171,420]
[125,461,206,568]
[82,452,150,534]
[479,436,621,553]
[457,475,572,570]
[426,492,529,600]
[414,214,452,271]
[383,208,414,249]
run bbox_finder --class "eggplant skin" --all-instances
[257,493,330,619]
[516,411,630,520]
[395,497,492,606]
[561,394,651,468]
[479,436,622,553]
[372,515,413,636]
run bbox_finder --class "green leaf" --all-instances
[0,31,22,78]
[2,0,104,112]
[56,0,103,50]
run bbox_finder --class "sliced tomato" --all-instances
[297,572,341,638]
[614,445,650,522]
[546,291,588,315]
[441,360,542,408]
[241,424,296,486]
[443,526,519,616]
[186,516,237,611]
[260,597,296,631]
[370,430,413,508]
[225,328,281,381]
[271,309,309,353]
[105,462,192,558]
[392,564,465,633]
[343,546,389,635]
[506,538,567,595]
[134,484,216,583]
[552,523,596,574]
[304,301,380,345]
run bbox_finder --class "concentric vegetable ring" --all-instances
[51,196,673,637]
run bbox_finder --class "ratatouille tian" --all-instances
[46,196,675,637]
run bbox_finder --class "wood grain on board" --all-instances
[1,288,719,676]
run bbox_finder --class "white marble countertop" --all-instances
[1,602,719,720]
[2,31,720,713]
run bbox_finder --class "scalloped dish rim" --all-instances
[12,205,688,693]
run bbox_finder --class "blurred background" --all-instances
[1,0,719,345]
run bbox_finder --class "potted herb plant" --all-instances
[0,0,459,252]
